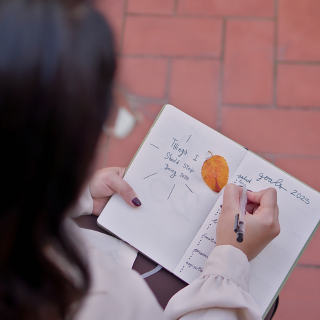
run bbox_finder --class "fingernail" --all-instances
[132,197,141,207]
[220,205,222,208]
[247,190,252,192]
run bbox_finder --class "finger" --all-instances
[107,173,141,207]
[275,204,279,219]
[246,203,259,214]
[247,188,277,210]
[222,184,240,217]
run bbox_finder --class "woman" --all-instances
[0,0,280,319]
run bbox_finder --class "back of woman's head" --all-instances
[0,0,116,319]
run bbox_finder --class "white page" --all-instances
[173,195,223,283]
[174,151,320,315]
[98,105,247,272]
[236,152,320,314]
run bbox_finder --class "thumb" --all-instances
[107,173,141,207]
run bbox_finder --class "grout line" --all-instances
[258,153,276,164]
[119,0,129,54]
[114,85,168,107]
[174,0,178,15]
[165,58,172,103]
[277,60,320,65]
[223,104,320,111]
[101,133,110,168]
[126,13,274,20]
[225,16,274,21]
[277,106,320,111]
[296,264,320,269]
[117,54,221,60]
[216,18,227,132]
[223,104,275,109]
[272,0,279,108]
[259,153,320,160]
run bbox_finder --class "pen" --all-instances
[234,184,247,242]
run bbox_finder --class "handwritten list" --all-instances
[98,105,320,316]
[98,105,247,272]
[173,151,320,315]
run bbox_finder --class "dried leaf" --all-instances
[201,152,229,193]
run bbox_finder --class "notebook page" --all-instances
[98,105,247,272]
[174,151,320,315]
[235,152,320,314]
[173,195,223,283]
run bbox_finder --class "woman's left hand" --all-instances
[89,167,141,216]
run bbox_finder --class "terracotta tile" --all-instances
[278,0,320,61]
[277,64,320,107]
[223,20,274,105]
[298,228,320,266]
[275,158,320,192]
[116,57,168,99]
[273,267,320,320]
[177,0,274,18]
[169,59,220,129]
[220,107,320,156]
[105,116,154,168]
[127,0,175,14]
[122,16,222,57]
[95,0,126,51]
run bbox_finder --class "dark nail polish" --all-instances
[220,205,222,208]
[247,190,253,192]
[132,197,141,207]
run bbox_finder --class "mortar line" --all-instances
[216,18,226,132]
[117,54,220,60]
[174,0,178,15]
[278,60,320,65]
[119,0,129,54]
[296,264,320,269]
[261,153,320,160]
[126,13,274,21]
[223,104,320,111]
[165,58,172,104]
[273,0,279,109]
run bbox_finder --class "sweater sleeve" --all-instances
[164,245,262,320]
[69,186,93,218]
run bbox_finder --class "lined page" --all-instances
[98,105,247,272]
[174,151,320,315]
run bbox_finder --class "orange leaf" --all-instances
[201,153,229,193]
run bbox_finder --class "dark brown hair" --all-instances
[0,0,116,319]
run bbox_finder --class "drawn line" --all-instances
[186,184,193,193]
[186,135,191,143]
[167,184,175,200]
[150,143,159,149]
[143,172,158,179]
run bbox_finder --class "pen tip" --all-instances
[237,233,243,243]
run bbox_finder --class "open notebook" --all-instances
[98,105,320,317]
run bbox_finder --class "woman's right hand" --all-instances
[216,184,280,261]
